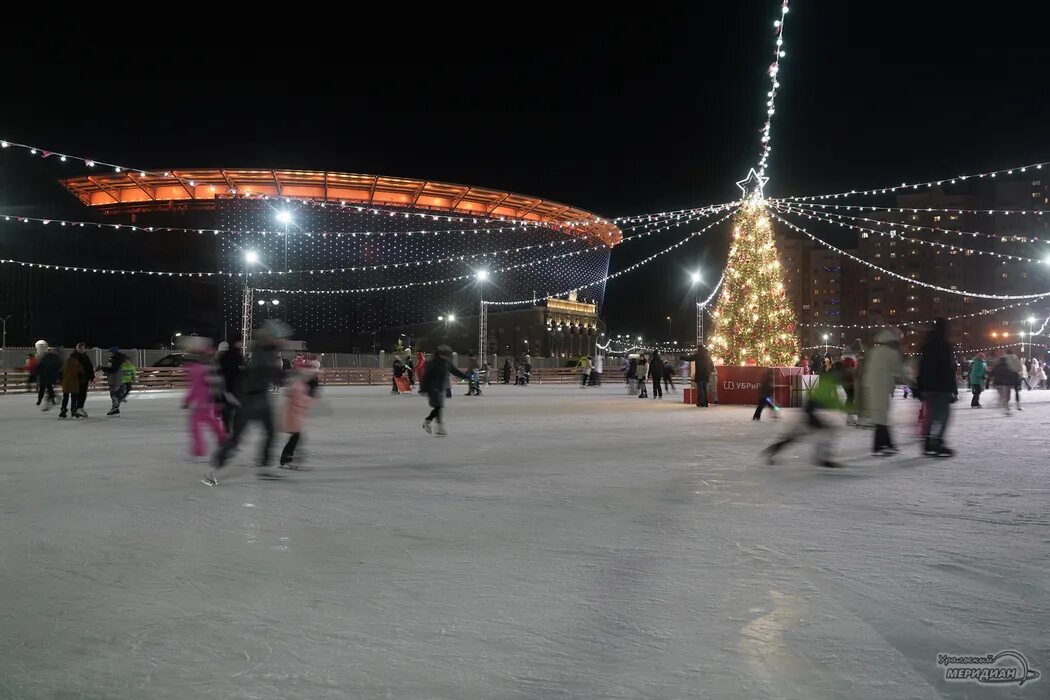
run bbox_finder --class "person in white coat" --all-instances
[861,328,906,455]
[1019,357,1031,390]
[1031,357,1046,389]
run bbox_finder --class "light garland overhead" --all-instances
[612,202,738,224]
[768,203,1049,243]
[772,204,1041,263]
[1,207,732,280]
[774,160,1050,202]
[796,299,1048,329]
[479,210,737,307]
[771,200,1050,223]
[255,209,734,297]
[756,0,790,180]
[769,209,1050,300]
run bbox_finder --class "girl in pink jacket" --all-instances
[183,338,227,458]
[279,358,319,468]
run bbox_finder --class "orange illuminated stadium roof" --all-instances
[60,169,621,244]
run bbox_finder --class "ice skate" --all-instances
[107,407,120,416]
[201,473,218,486]
[422,419,432,434]
[59,411,67,419]
[434,421,448,436]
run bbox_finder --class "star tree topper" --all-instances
[736,168,769,202]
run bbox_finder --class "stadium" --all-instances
[58,170,622,353]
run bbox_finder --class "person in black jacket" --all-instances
[34,347,61,411]
[207,326,288,485]
[98,347,129,415]
[692,347,714,407]
[71,342,95,417]
[217,339,244,432]
[914,318,958,457]
[421,345,469,436]
[649,351,664,399]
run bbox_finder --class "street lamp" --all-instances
[666,315,672,338]
[244,250,260,265]
[1027,316,1037,359]
[0,314,11,367]
[822,333,829,354]
[690,270,704,347]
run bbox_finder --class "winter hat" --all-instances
[109,346,120,354]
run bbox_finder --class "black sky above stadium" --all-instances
[2,4,1049,345]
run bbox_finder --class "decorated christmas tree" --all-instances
[708,170,798,366]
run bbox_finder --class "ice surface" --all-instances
[0,382,1046,699]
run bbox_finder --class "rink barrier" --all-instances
[0,366,636,393]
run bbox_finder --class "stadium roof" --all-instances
[61,169,621,244]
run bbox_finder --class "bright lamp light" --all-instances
[475,269,489,282]
[447,314,456,322]
[690,271,701,284]
[272,300,280,306]
[276,210,293,224]
[244,250,260,265]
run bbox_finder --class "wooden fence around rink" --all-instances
[0,366,628,395]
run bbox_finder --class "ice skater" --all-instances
[217,339,244,432]
[98,346,129,416]
[862,329,905,455]
[662,360,676,393]
[182,338,226,460]
[968,352,986,407]
[914,318,957,457]
[206,322,289,485]
[763,363,845,468]
[649,351,664,399]
[752,369,778,420]
[58,352,84,419]
[279,357,319,468]
[71,343,95,417]
[119,356,136,402]
[33,345,61,412]
[421,344,469,436]
[992,351,1022,415]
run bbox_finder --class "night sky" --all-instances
[2,4,1048,345]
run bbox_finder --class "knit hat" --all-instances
[109,346,120,354]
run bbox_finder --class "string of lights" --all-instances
[0,209,605,240]
[768,203,1049,245]
[756,0,790,180]
[771,204,1041,263]
[768,209,1050,300]
[795,299,1047,329]
[257,208,736,297]
[770,200,1050,225]
[480,209,737,307]
[1,207,730,280]
[611,202,739,224]
[773,160,1050,202]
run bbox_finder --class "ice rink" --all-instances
[0,381,1046,699]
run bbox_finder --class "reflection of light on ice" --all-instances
[738,590,810,688]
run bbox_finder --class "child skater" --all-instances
[182,337,226,460]
[279,357,319,468]
[752,368,779,420]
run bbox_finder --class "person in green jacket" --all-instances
[120,359,137,402]
[763,363,846,468]
[968,352,987,408]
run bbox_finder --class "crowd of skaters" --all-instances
[18,317,1047,478]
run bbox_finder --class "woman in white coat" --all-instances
[1030,357,1045,389]
[861,328,905,455]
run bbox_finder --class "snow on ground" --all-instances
[0,381,1046,699]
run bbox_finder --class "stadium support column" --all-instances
[241,286,254,351]
[478,299,488,362]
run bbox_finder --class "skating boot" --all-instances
[434,421,448,436]
[201,472,218,486]
[422,419,432,434]
[107,407,120,416]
